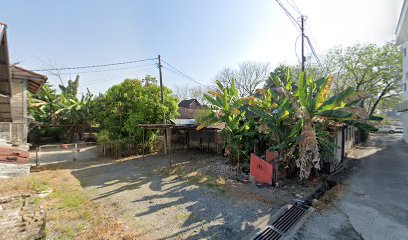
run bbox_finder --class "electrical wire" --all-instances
[30,57,157,72]
[284,0,301,15]
[275,0,301,32]
[51,63,157,75]
[161,60,207,87]
[305,22,321,54]
[78,66,157,88]
[305,36,323,68]
[162,66,209,89]
[290,0,302,14]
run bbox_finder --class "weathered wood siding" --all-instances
[10,79,27,144]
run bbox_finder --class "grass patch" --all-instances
[28,179,50,193]
[49,189,88,209]
[1,169,139,239]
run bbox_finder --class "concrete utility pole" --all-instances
[158,55,165,123]
[157,55,168,154]
[300,15,306,72]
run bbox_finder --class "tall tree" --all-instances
[93,78,179,144]
[215,61,270,97]
[59,75,80,98]
[322,42,402,116]
[174,85,208,104]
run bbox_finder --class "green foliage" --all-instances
[93,78,179,151]
[323,42,402,116]
[200,70,377,180]
[197,79,253,168]
[29,77,95,142]
[28,179,50,193]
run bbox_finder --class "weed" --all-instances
[32,196,42,205]
[28,179,50,193]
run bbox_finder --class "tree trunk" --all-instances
[369,89,388,116]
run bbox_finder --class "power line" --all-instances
[78,66,157,87]
[305,22,321,54]
[305,36,322,68]
[294,34,302,64]
[275,0,301,31]
[161,60,207,87]
[51,63,157,75]
[162,66,207,88]
[290,0,302,14]
[283,0,301,15]
[30,57,157,72]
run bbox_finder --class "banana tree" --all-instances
[197,79,254,169]
[273,72,376,180]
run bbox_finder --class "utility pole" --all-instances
[158,55,165,123]
[157,55,168,154]
[300,15,305,72]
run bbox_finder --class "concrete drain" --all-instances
[251,204,314,240]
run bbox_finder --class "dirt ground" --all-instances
[3,150,319,239]
[0,169,139,240]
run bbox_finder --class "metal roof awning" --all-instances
[136,124,174,129]
[11,66,48,94]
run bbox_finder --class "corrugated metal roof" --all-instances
[11,66,47,94]
[173,119,197,125]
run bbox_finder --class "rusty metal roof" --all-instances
[11,66,47,94]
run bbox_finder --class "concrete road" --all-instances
[295,133,408,240]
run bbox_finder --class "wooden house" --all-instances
[0,23,47,149]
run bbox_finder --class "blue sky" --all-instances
[0,0,404,95]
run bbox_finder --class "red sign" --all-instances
[250,153,273,185]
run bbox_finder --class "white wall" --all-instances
[402,42,408,101]
[401,42,408,144]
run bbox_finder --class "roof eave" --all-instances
[396,0,408,44]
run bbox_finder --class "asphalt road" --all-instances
[295,133,408,240]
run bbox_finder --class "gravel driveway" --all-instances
[71,153,279,239]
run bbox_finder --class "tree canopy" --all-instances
[322,42,402,116]
[93,78,179,145]
[215,61,270,97]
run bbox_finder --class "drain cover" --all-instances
[251,204,313,240]
[253,226,282,240]
[272,205,309,233]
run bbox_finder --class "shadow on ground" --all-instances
[62,152,277,239]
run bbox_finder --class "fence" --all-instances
[100,142,145,159]
[34,142,100,165]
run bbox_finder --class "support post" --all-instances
[142,128,145,160]
[272,160,278,187]
[167,128,172,169]
[35,147,39,166]
[74,143,78,161]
